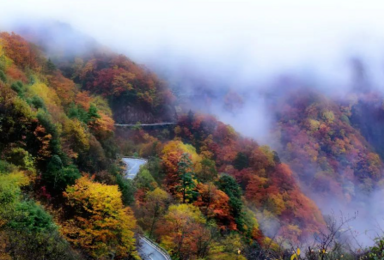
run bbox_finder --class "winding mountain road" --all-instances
[122,157,147,179]
[122,158,171,260]
[138,236,171,260]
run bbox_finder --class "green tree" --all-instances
[116,175,136,205]
[147,157,163,183]
[10,82,24,96]
[0,168,77,259]
[177,153,198,203]
[134,167,156,190]
[0,70,7,82]
[4,227,80,260]
[87,103,100,123]
[29,96,46,110]
[45,58,56,74]
[68,103,88,123]
[233,152,249,170]
[217,175,245,231]
[9,201,56,232]
[44,155,80,192]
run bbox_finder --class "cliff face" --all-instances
[350,93,384,160]
[113,103,177,124]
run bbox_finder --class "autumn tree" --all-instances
[138,187,170,238]
[47,72,76,107]
[162,141,201,202]
[194,182,236,230]
[36,110,62,158]
[156,204,209,260]
[0,32,40,69]
[63,176,139,259]
[208,233,246,260]
[197,157,218,183]
[0,83,35,152]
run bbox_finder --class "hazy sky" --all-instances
[1,0,384,78]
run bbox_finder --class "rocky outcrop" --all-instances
[113,104,177,124]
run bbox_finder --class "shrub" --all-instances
[30,96,45,110]
[0,70,6,83]
[9,201,56,232]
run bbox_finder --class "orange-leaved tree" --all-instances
[194,182,236,230]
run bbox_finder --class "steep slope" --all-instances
[174,113,325,243]
[271,87,384,207]
[14,22,177,124]
[0,27,365,259]
[0,31,139,259]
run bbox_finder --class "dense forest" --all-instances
[1,28,384,260]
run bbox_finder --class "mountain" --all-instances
[0,24,383,260]
[12,21,177,124]
[0,30,140,259]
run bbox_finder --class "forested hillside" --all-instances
[271,88,384,205]
[1,28,384,260]
[0,31,138,259]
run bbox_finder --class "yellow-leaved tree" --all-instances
[62,176,139,259]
